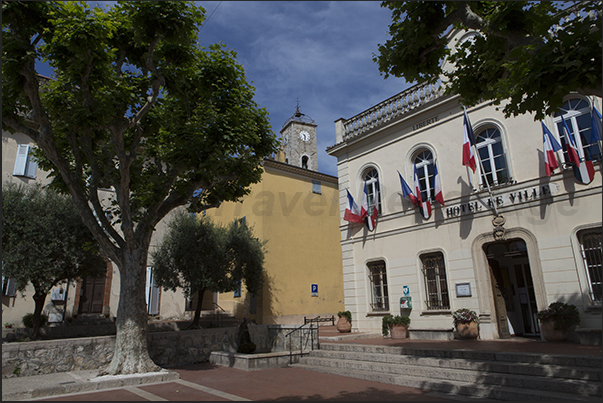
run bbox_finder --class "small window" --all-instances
[312,180,321,194]
[421,252,450,310]
[301,156,309,169]
[13,144,38,179]
[363,168,382,215]
[475,127,510,188]
[368,260,389,311]
[234,281,241,298]
[578,228,602,304]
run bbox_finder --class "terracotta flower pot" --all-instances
[389,324,408,339]
[540,319,569,342]
[336,316,351,333]
[456,321,479,339]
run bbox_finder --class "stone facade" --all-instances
[2,324,316,378]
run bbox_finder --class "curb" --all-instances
[2,370,180,401]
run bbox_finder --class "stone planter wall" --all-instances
[2,324,313,378]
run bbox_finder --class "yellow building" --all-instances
[205,108,345,325]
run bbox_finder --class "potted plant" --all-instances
[452,308,479,339]
[382,314,411,339]
[336,310,352,333]
[537,301,580,342]
[4,323,14,329]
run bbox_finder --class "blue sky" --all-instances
[193,1,411,177]
[40,1,413,177]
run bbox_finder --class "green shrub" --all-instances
[22,313,47,328]
[536,301,580,330]
[382,314,411,336]
[337,310,352,324]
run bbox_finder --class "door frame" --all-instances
[471,227,547,339]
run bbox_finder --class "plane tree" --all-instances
[374,1,602,119]
[2,1,278,375]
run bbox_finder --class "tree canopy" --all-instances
[152,213,266,328]
[2,182,106,338]
[2,1,278,374]
[374,1,602,120]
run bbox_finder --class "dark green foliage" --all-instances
[2,182,106,337]
[382,314,411,336]
[537,301,580,330]
[374,1,602,120]
[151,212,266,327]
[22,313,48,328]
[337,310,352,324]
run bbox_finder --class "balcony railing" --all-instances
[342,80,445,141]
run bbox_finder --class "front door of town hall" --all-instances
[485,239,540,338]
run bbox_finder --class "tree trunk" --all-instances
[100,249,161,375]
[31,291,47,340]
[191,288,206,329]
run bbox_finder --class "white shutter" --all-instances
[146,267,160,315]
[13,144,29,176]
[3,277,17,297]
[25,151,37,179]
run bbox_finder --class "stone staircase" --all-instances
[293,343,602,401]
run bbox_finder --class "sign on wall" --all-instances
[311,284,318,297]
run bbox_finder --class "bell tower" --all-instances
[279,102,318,171]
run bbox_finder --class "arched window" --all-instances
[413,149,434,202]
[553,98,602,163]
[301,155,308,169]
[475,127,510,188]
[363,168,381,215]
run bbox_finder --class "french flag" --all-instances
[432,162,445,206]
[398,170,419,206]
[462,107,477,173]
[361,181,378,231]
[414,164,431,219]
[542,122,562,177]
[561,115,581,167]
[573,157,595,184]
[344,189,363,223]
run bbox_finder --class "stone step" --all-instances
[297,355,601,397]
[320,343,603,368]
[309,349,602,382]
[292,363,601,401]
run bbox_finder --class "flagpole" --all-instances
[590,96,603,154]
[464,106,498,216]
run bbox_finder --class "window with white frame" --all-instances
[13,144,38,179]
[368,260,389,311]
[578,228,602,304]
[363,168,381,215]
[475,127,510,188]
[421,252,450,310]
[413,149,435,202]
[2,276,17,297]
[553,98,602,164]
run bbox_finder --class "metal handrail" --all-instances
[212,303,226,327]
[285,316,322,364]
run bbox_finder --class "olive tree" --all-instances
[2,1,278,374]
[2,182,106,339]
[152,213,266,329]
[374,1,602,119]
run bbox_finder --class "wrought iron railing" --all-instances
[285,316,326,364]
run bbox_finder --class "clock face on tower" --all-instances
[299,130,310,142]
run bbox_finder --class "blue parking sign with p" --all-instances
[311,284,318,296]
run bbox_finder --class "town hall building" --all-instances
[327,30,601,342]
